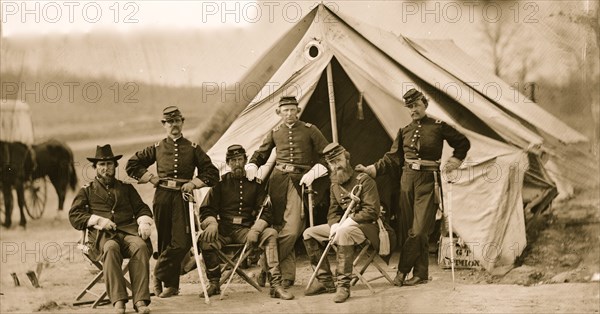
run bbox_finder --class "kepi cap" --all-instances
[226,144,246,161]
[87,144,122,162]
[322,142,346,162]
[162,106,183,121]
[403,88,425,106]
[278,96,299,107]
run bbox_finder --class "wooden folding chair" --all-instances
[72,230,132,308]
[349,240,394,292]
[210,243,263,292]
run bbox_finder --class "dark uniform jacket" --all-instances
[126,136,218,186]
[250,120,329,225]
[69,178,153,260]
[374,116,470,175]
[328,171,381,249]
[200,172,271,234]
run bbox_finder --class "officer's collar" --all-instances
[95,176,116,189]
[413,115,429,124]
[168,134,183,142]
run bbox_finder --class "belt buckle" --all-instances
[232,217,243,225]
[166,180,177,188]
[283,164,294,172]
[410,163,421,170]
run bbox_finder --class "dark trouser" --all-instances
[201,226,282,287]
[153,188,191,288]
[102,233,151,305]
[398,168,437,279]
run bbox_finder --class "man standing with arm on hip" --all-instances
[245,96,329,288]
[126,106,219,298]
[69,145,153,314]
[356,88,470,287]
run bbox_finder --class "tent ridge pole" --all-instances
[326,63,338,143]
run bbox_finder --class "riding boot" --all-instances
[199,250,221,298]
[303,238,335,296]
[265,239,293,300]
[333,245,354,303]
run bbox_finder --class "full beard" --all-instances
[98,173,116,186]
[231,167,245,179]
[329,165,353,184]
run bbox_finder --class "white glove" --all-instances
[245,163,258,181]
[444,157,462,172]
[300,163,328,186]
[329,223,339,238]
[88,214,117,231]
[137,216,154,240]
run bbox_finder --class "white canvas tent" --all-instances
[0,99,34,145]
[201,5,588,273]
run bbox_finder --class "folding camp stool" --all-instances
[349,240,395,291]
[72,230,132,308]
[210,243,263,291]
[331,240,394,293]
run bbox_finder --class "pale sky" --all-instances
[1,1,595,84]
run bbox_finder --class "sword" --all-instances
[446,181,456,290]
[305,184,316,227]
[219,195,271,299]
[183,192,210,304]
[305,184,362,291]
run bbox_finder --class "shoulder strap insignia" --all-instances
[435,119,442,124]
[82,183,91,189]
[356,173,368,182]
[305,122,312,128]
[191,142,198,148]
[273,124,281,132]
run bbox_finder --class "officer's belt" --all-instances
[221,216,253,226]
[404,159,440,171]
[157,178,188,191]
[275,163,310,174]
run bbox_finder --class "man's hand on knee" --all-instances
[200,217,218,243]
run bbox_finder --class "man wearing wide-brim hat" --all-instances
[126,106,219,298]
[356,88,470,287]
[69,144,153,313]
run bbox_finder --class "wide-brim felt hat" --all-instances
[87,144,123,162]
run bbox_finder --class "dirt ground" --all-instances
[1,144,599,313]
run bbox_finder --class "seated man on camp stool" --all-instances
[198,144,294,300]
[302,143,381,303]
[69,145,153,314]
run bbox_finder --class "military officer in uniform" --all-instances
[126,106,219,298]
[70,145,153,314]
[198,144,294,300]
[303,143,381,303]
[245,96,330,287]
[356,88,470,287]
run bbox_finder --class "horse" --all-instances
[32,139,78,214]
[1,141,34,228]
[1,139,77,228]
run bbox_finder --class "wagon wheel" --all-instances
[24,178,47,219]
